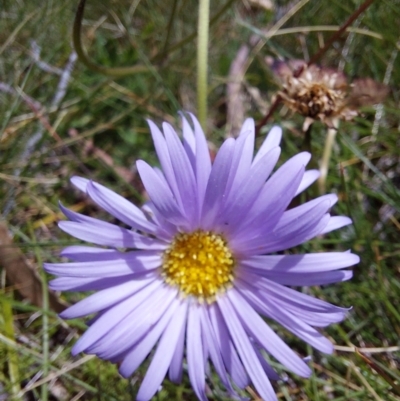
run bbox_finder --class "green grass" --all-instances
[1,0,400,400]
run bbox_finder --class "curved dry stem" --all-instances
[73,0,149,76]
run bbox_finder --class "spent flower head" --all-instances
[45,114,359,401]
[271,59,388,131]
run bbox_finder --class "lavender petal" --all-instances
[321,216,353,234]
[253,125,282,165]
[187,303,208,401]
[118,296,179,378]
[218,295,278,401]
[242,252,359,273]
[226,290,312,377]
[60,277,155,319]
[85,180,157,233]
[136,301,188,401]
[295,169,320,196]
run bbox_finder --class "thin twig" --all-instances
[161,0,179,57]
[226,45,250,137]
[2,48,81,217]
[237,21,383,41]
[349,361,385,401]
[30,40,63,75]
[371,43,398,136]
[308,0,376,66]
[0,82,42,111]
[255,95,281,133]
[52,52,78,106]
[334,345,400,353]
[18,355,95,396]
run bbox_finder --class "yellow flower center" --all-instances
[162,230,235,303]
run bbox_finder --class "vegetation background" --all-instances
[0,0,399,400]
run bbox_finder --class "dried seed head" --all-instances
[270,60,388,131]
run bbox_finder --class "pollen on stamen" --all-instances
[161,230,236,302]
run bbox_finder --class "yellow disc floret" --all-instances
[162,230,235,303]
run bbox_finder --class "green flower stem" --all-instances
[197,0,210,132]
[318,118,339,194]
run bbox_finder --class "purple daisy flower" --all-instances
[45,115,359,401]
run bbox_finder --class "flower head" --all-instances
[272,60,389,131]
[45,115,359,401]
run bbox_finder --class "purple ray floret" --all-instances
[45,114,359,401]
